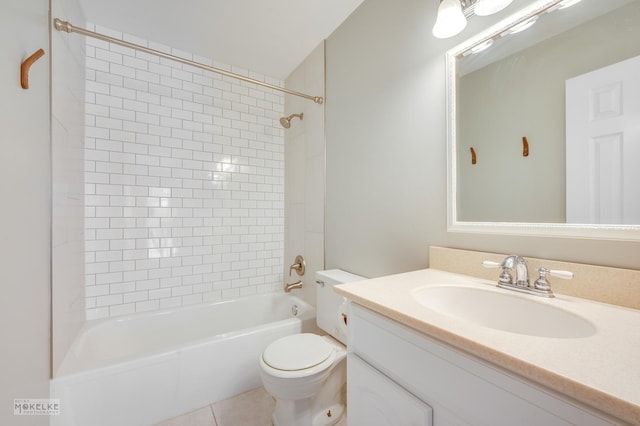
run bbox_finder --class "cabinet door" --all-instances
[348,354,433,426]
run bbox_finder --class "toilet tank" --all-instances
[316,269,366,345]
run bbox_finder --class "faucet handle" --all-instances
[534,267,573,295]
[288,255,306,277]
[482,260,513,285]
[547,269,574,280]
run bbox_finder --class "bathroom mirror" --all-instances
[446,0,640,240]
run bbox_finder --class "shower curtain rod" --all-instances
[53,18,324,104]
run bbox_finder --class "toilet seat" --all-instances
[263,333,334,372]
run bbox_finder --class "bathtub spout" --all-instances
[284,280,303,293]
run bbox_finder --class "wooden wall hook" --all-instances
[522,136,529,157]
[21,48,45,90]
[470,147,477,165]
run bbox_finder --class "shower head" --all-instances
[279,112,304,129]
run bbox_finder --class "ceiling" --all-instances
[78,0,365,80]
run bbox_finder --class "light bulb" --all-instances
[474,0,514,16]
[432,0,467,39]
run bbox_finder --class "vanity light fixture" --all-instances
[432,0,468,39]
[432,0,516,39]
[474,0,513,16]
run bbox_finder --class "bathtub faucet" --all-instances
[284,280,303,293]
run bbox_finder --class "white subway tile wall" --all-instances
[84,25,285,319]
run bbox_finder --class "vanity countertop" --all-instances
[334,268,640,426]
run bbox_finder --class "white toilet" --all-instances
[259,269,365,426]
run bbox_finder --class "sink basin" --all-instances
[411,285,596,338]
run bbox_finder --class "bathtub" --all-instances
[51,293,316,426]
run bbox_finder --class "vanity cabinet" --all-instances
[347,304,617,426]
[348,354,433,425]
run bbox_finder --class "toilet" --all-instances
[259,269,365,426]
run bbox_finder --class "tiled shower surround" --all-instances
[84,25,285,319]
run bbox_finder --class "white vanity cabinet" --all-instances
[347,304,617,426]
[348,354,433,425]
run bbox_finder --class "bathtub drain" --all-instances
[291,304,299,316]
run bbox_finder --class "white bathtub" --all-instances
[51,293,316,426]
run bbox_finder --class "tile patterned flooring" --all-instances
[155,387,347,426]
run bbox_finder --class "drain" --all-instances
[291,304,299,316]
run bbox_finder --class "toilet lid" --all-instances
[263,333,333,371]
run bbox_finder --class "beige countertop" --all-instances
[335,268,640,426]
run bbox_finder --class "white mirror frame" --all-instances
[446,0,640,241]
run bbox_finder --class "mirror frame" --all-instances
[446,0,640,241]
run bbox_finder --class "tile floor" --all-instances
[155,387,347,426]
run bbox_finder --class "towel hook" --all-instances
[522,136,529,157]
[21,48,45,89]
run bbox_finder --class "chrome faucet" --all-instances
[491,255,528,287]
[514,256,530,287]
[483,255,573,298]
[284,280,302,293]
